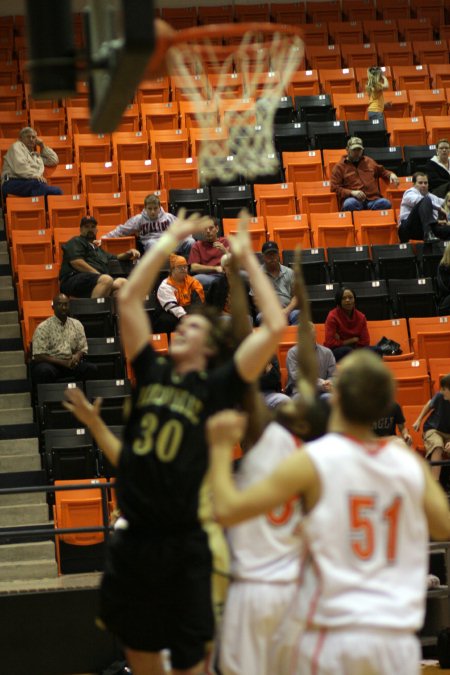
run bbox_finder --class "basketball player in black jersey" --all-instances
[64,210,286,675]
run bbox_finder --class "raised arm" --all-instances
[232,213,286,383]
[117,210,211,361]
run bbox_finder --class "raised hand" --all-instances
[63,387,103,428]
[228,210,253,261]
[206,410,247,450]
[171,208,212,242]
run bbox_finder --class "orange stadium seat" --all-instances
[0,83,24,111]
[366,318,414,361]
[53,227,79,265]
[140,102,179,131]
[299,24,329,47]
[11,230,53,272]
[385,117,427,147]
[120,159,159,194]
[208,73,244,100]
[136,78,170,105]
[425,117,450,145]
[112,131,149,163]
[323,149,346,179]
[378,0,411,20]
[428,358,450,394]
[188,127,229,157]
[222,216,266,252]
[377,42,414,67]
[282,151,324,184]
[45,163,80,195]
[306,45,342,71]
[96,228,136,256]
[29,108,66,136]
[397,18,434,42]
[87,193,128,228]
[286,70,320,98]
[47,194,87,230]
[179,100,219,129]
[158,157,199,190]
[81,161,119,194]
[429,64,450,89]
[383,176,413,211]
[254,183,297,217]
[401,405,426,454]
[73,133,111,164]
[161,6,197,30]
[234,3,270,22]
[328,21,364,44]
[66,107,92,135]
[363,20,399,44]
[413,1,445,32]
[319,68,357,95]
[198,5,234,25]
[413,40,449,65]
[0,61,19,86]
[115,103,140,133]
[392,65,430,91]
[407,90,447,118]
[266,214,311,251]
[381,90,410,118]
[5,196,46,237]
[309,211,355,249]
[332,92,369,122]
[219,99,256,128]
[353,209,399,246]
[385,359,431,407]
[306,0,341,23]
[44,135,73,164]
[296,181,338,215]
[170,75,209,103]
[341,44,378,70]
[0,109,28,137]
[17,263,60,305]
[408,316,450,361]
[149,128,190,160]
[22,300,53,349]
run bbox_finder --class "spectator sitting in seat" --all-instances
[330,136,398,212]
[425,139,450,198]
[1,127,62,198]
[286,322,336,397]
[259,355,291,409]
[101,193,195,258]
[188,218,229,306]
[398,172,444,243]
[373,400,412,445]
[253,241,299,326]
[413,374,450,482]
[60,216,140,298]
[154,254,205,334]
[31,294,98,385]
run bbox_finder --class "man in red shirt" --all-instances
[331,137,399,212]
[188,218,230,306]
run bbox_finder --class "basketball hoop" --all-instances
[148,23,304,183]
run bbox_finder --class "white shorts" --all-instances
[219,580,300,675]
[293,627,420,675]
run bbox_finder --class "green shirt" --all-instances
[60,235,117,281]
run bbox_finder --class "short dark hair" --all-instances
[440,374,450,390]
[412,172,427,184]
[185,305,238,367]
[80,216,97,227]
[336,351,395,425]
[144,194,160,207]
[335,286,356,306]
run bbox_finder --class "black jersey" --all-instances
[117,344,246,532]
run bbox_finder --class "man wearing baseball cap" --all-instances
[253,241,299,325]
[330,137,399,212]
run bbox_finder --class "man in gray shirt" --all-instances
[286,323,336,397]
[254,241,299,326]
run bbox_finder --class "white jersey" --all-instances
[227,422,302,583]
[299,433,428,631]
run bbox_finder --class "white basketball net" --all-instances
[167,28,304,183]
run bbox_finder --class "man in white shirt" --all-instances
[398,171,444,242]
[1,127,62,198]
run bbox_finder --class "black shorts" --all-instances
[99,527,214,669]
[60,272,101,298]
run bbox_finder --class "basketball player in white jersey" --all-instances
[207,350,450,675]
[218,250,329,675]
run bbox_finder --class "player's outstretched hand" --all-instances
[63,387,103,428]
[172,208,212,241]
[207,410,247,451]
[228,210,253,261]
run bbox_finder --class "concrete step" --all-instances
[0,392,31,410]
[0,311,19,324]
[0,491,45,506]
[0,350,24,365]
[0,286,14,301]
[0,407,33,425]
[0,503,48,527]
[0,364,27,380]
[0,324,20,339]
[0,453,41,473]
[0,240,6,253]
[0,437,38,454]
[0,540,54,563]
[0,558,58,581]
[0,276,12,288]
[0,252,9,265]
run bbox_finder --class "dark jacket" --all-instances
[424,157,450,196]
